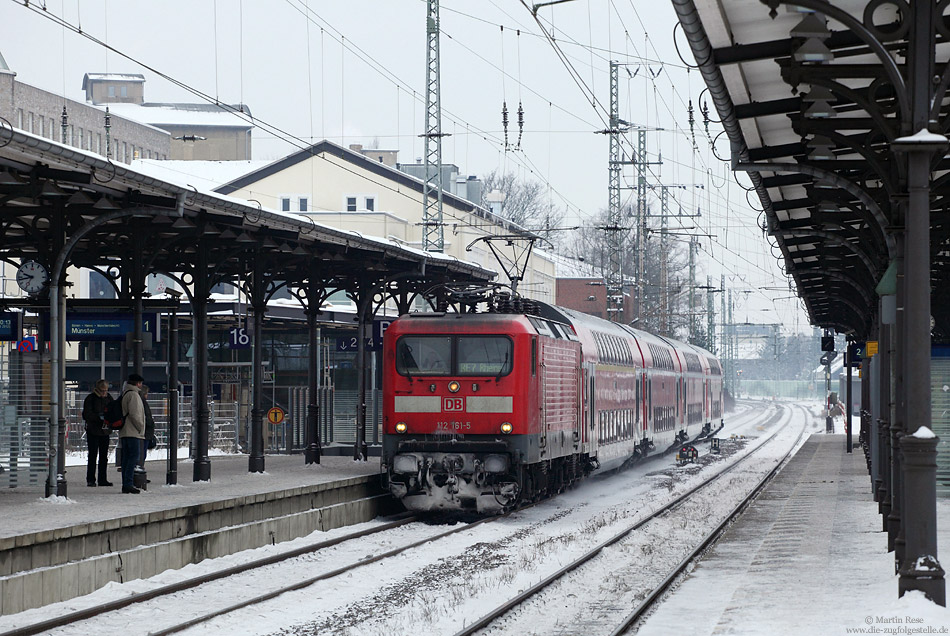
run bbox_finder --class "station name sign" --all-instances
[42,312,157,341]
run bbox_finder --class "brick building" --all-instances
[0,61,170,162]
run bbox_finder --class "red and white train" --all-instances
[382,298,723,513]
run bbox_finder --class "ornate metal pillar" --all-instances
[248,255,266,473]
[132,240,144,376]
[353,282,374,461]
[192,243,211,482]
[305,269,322,464]
[893,0,946,604]
[877,323,891,527]
[166,308,179,485]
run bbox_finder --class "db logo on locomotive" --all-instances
[443,397,464,412]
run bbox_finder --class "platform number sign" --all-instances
[846,342,865,367]
[228,327,250,349]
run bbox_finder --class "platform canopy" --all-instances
[672,0,950,339]
[0,126,495,305]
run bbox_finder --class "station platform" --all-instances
[0,453,390,616]
[639,434,950,634]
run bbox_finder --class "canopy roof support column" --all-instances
[192,242,211,482]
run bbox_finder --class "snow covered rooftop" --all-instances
[132,159,272,193]
[82,72,145,86]
[104,102,254,129]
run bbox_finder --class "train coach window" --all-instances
[396,336,451,376]
[458,337,513,376]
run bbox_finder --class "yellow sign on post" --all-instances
[267,407,285,425]
[866,341,878,356]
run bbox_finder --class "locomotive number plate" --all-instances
[443,397,464,412]
[436,421,471,431]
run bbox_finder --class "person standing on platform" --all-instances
[82,379,114,487]
[137,385,157,473]
[119,373,146,494]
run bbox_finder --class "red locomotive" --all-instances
[382,295,723,513]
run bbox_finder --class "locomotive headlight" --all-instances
[448,380,461,393]
[500,422,513,434]
[395,421,408,433]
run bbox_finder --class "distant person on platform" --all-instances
[81,379,114,487]
[137,385,157,473]
[119,373,146,494]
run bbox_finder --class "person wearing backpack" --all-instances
[119,373,146,494]
[81,379,114,487]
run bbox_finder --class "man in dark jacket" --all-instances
[81,379,114,487]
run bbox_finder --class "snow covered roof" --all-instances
[132,159,272,193]
[104,102,254,129]
[81,73,145,88]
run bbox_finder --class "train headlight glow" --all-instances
[395,421,407,433]
[448,380,461,393]
[500,422,513,434]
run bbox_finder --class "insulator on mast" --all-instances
[502,101,509,150]
[516,101,524,151]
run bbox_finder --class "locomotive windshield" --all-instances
[395,335,513,377]
[458,337,512,376]
[396,336,451,376]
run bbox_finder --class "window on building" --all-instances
[123,142,128,163]
[298,197,308,212]
[78,128,83,149]
[96,134,102,153]
[365,196,375,212]
[146,273,177,296]
[16,109,22,128]
[108,85,115,97]
[346,197,357,212]
[27,112,33,133]
[210,281,236,296]
[280,197,291,212]
[89,271,117,299]
[121,85,128,98]
[270,281,293,300]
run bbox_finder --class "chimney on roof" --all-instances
[349,143,363,152]
[485,189,506,216]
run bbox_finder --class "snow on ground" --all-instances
[4,400,946,636]
[0,454,378,539]
[1,402,800,636]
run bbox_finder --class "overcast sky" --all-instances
[0,0,812,334]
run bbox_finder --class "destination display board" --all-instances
[0,312,19,341]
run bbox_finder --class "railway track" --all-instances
[452,404,807,636]
[2,404,791,636]
[0,511,470,636]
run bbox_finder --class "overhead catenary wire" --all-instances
[17,0,589,238]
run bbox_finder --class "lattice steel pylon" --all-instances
[606,61,629,322]
[422,0,445,252]
[635,128,647,324]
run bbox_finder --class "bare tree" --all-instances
[480,171,565,243]
[563,205,691,339]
